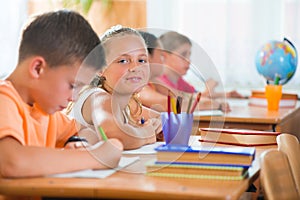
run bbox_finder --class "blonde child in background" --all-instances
[72,26,161,150]
[0,11,123,178]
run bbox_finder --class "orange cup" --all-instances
[265,85,282,111]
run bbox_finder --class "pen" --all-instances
[187,93,193,113]
[167,90,171,114]
[190,92,201,113]
[176,96,183,114]
[98,126,108,141]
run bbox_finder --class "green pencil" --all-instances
[98,126,108,141]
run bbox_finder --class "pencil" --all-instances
[167,90,171,114]
[176,96,183,114]
[190,92,202,113]
[171,97,177,114]
[187,93,193,113]
[167,90,171,143]
[98,126,108,141]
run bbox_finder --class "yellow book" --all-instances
[146,160,248,180]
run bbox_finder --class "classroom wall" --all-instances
[147,0,300,93]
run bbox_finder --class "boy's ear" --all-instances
[29,57,47,78]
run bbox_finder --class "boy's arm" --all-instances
[0,136,122,178]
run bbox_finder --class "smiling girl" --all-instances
[72,25,161,150]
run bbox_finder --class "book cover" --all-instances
[199,128,280,147]
[155,144,255,167]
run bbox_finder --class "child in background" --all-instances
[138,31,168,112]
[138,31,230,112]
[72,26,161,150]
[159,31,244,100]
[0,10,123,178]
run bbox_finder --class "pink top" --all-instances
[158,74,196,93]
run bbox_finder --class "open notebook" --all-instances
[49,156,139,179]
[122,142,165,155]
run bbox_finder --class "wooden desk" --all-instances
[0,137,276,200]
[194,99,300,140]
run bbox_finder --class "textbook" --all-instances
[199,128,281,146]
[146,160,248,180]
[155,144,255,167]
[249,90,298,108]
[146,172,248,180]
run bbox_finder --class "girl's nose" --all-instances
[128,61,138,72]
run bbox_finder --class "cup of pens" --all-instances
[161,92,200,146]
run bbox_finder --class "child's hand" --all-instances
[218,102,231,112]
[64,141,89,149]
[226,90,245,98]
[64,136,89,149]
[149,117,162,135]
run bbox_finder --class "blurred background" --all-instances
[1,0,299,95]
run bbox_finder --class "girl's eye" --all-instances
[139,59,147,63]
[118,59,129,64]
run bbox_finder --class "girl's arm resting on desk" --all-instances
[91,94,158,150]
[0,136,122,178]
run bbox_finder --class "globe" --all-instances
[255,38,298,85]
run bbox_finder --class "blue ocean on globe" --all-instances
[255,38,298,85]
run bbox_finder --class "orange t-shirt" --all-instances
[0,80,78,148]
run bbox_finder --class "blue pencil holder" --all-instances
[161,112,193,146]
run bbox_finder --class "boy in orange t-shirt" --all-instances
[0,10,123,178]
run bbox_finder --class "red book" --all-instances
[199,128,281,147]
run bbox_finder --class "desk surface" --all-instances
[194,99,300,124]
[0,137,276,200]
[194,99,300,137]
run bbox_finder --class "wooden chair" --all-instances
[276,133,300,195]
[260,149,299,200]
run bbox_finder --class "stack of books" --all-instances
[146,144,255,180]
[200,128,281,146]
[249,90,298,108]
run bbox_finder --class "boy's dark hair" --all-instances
[18,10,105,69]
[138,31,159,55]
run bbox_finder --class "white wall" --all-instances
[0,0,28,79]
[147,0,300,93]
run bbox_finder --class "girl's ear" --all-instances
[29,57,47,78]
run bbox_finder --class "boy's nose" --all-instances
[68,91,75,102]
